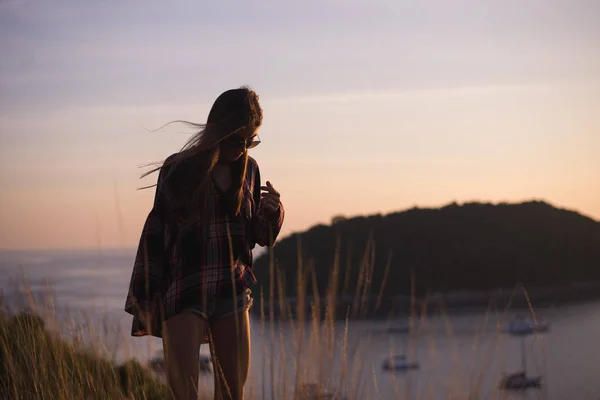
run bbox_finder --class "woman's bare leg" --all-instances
[162,311,208,400]
[209,310,251,400]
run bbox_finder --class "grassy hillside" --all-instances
[0,309,168,400]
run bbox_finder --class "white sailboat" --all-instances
[382,354,420,371]
[499,315,546,390]
[381,332,420,371]
[499,335,542,390]
[502,314,550,336]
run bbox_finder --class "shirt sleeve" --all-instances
[125,163,170,314]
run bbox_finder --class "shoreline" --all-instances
[250,281,600,320]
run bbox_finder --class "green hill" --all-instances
[252,200,600,314]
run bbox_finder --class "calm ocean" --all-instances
[1,249,599,399]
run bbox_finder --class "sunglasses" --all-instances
[226,135,261,149]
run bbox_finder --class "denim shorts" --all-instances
[186,288,253,321]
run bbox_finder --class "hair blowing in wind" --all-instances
[139,86,264,223]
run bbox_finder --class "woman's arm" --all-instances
[251,165,284,247]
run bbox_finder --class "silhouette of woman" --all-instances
[125,87,284,400]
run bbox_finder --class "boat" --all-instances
[499,372,542,390]
[386,325,410,334]
[381,355,420,371]
[498,331,542,391]
[502,314,550,336]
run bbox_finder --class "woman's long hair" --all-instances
[141,86,263,224]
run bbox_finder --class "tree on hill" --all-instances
[331,215,346,225]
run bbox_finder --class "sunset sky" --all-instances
[1,0,599,250]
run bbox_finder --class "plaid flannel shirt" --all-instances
[124,155,284,340]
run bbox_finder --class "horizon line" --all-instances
[1,198,597,252]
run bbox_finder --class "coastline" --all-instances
[250,281,600,320]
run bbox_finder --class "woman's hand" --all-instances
[260,181,281,214]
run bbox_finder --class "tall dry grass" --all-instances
[0,237,548,400]
[251,235,547,399]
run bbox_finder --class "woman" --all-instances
[124,87,284,400]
